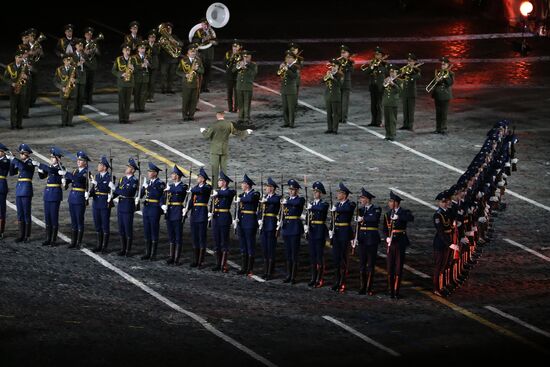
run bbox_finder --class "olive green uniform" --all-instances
[296,55,304,94]
[28,42,43,107]
[324,72,343,133]
[192,29,216,92]
[401,68,421,130]
[84,39,100,104]
[124,34,142,54]
[55,37,75,59]
[112,56,136,123]
[340,59,354,123]
[132,53,150,112]
[382,80,402,140]
[176,56,204,120]
[431,71,454,133]
[224,51,239,112]
[280,65,299,127]
[158,34,182,94]
[54,64,78,127]
[72,52,87,115]
[21,58,32,118]
[146,42,160,101]
[364,61,387,126]
[3,62,28,129]
[233,62,258,123]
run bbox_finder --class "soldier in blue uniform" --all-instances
[234,174,260,275]
[90,156,113,253]
[184,167,212,268]
[112,158,140,256]
[383,191,414,299]
[329,182,356,292]
[37,147,64,247]
[60,151,90,249]
[281,179,305,284]
[163,165,188,265]
[210,171,236,272]
[354,188,381,295]
[9,144,38,243]
[139,162,166,261]
[433,191,453,297]
[0,144,12,240]
[304,181,329,287]
[259,177,281,280]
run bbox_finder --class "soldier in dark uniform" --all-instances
[37,147,64,247]
[233,50,257,125]
[431,57,454,135]
[176,44,204,121]
[163,165,188,266]
[0,144,10,239]
[158,22,182,94]
[288,43,303,94]
[140,163,166,261]
[383,191,414,299]
[305,181,329,288]
[235,174,261,275]
[432,191,453,297]
[54,55,78,127]
[133,41,151,113]
[124,21,142,54]
[56,24,76,59]
[329,183,356,292]
[60,151,90,249]
[210,171,236,272]
[89,156,113,253]
[192,18,218,93]
[3,50,28,130]
[224,40,242,112]
[323,58,343,134]
[145,30,160,103]
[112,44,136,123]
[362,46,387,127]
[27,28,44,108]
[280,179,305,284]
[400,53,421,131]
[382,64,402,141]
[9,144,37,243]
[112,158,140,256]
[83,27,100,105]
[184,167,212,268]
[279,51,299,128]
[72,39,87,115]
[355,188,381,295]
[259,177,281,280]
[339,45,354,124]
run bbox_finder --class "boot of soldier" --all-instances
[141,240,152,260]
[247,256,255,276]
[283,261,292,283]
[264,259,274,280]
[221,251,229,273]
[197,248,206,268]
[118,236,127,256]
[68,229,78,248]
[315,264,325,288]
[237,254,249,274]
[211,251,221,271]
[76,230,84,249]
[167,244,175,265]
[290,262,298,284]
[388,275,395,298]
[42,226,52,246]
[366,271,375,296]
[174,245,183,266]
[332,267,341,291]
[339,269,347,293]
[125,237,133,257]
[150,241,158,261]
[23,222,32,243]
[394,275,402,299]
[50,227,59,247]
[0,218,5,239]
[101,232,109,253]
[262,258,269,279]
[358,271,367,295]
[92,232,103,253]
[308,265,317,287]
[14,221,25,243]
[190,248,200,268]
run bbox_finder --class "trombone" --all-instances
[425,64,453,93]
[360,54,389,71]
[399,62,424,75]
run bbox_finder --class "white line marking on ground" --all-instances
[151,140,205,167]
[322,316,400,357]
[503,239,550,263]
[389,187,438,210]
[279,136,335,162]
[4,200,276,367]
[204,248,266,283]
[84,104,109,116]
[199,99,216,108]
[484,306,550,338]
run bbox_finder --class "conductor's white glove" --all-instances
[330,205,336,212]
[32,160,40,167]
[281,199,287,205]
[182,208,188,217]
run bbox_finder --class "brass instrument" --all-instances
[236,59,248,71]
[123,59,135,82]
[181,58,198,82]
[30,33,46,62]
[425,64,454,93]
[399,62,424,75]
[360,54,389,71]
[383,74,403,88]
[188,3,230,50]
[85,33,104,58]
[158,23,182,58]
[63,64,77,98]
[13,61,29,95]
[323,69,335,82]
[229,52,242,67]
[277,59,296,77]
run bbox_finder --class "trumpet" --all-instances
[425,64,453,93]
[277,59,296,76]
[360,54,389,71]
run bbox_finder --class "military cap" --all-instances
[440,56,450,63]
[49,147,64,158]
[15,49,25,58]
[407,52,417,60]
[100,156,110,169]
[448,184,460,195]
[232,39,242,47]
[198,167,209,180]
[241,49,253,56]
[389,190,403,202]
[360,188,375,199]
[84,27,94,34]
[340,44,350,52]
[18,143,33,154]
[374,46,383,53]
[0,143,9,152]
[287,179,301,190]
[121,43,132,50]
[337,182,351,195]
[62,54,73,61]
[20,30,29,37]
[266,177,278,189]
[387,63,399,71]
[137,40,148,48]
[148,162,161,172]
[76,150,90,161]
[187,43,198,50]
[129,21,140,28]
[219,170,233,183]
[17,44,30,52]
[242,174,255,186]
[285,50,297,58]
[435,191,450,201]
[200,17,208,23]
[147,29,157,37]
[164,22,174,28]
[329,58,341,66]
[172,165,184,177]
[64,24,74,31]
[312,181,326,194]
[27,28,37,36]
[127,158,139,170]
[74,38,84,46]
[288,42,299,50]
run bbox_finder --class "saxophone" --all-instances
[13,61,29,95]
[182,58,197,83]
[63,65,77,99]
[123,57,134,82]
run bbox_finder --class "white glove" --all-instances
[330,205,336,212]
[61,178,67,187]
[281,199,288,205]
[234,196,241,203]
[142,180,148,188]
[246,129,253,135]
[504,162,511,167]
[306,203,312,210]
[386,237,392,245]
[32,160,40,167]
[258,219,263,227]
[489,196,498,202]
[260,197,267,203]
[84,192,90,200]
[107,194,113,202]
[232,219,238,229]
[134,197,140,206]
[356,216,363,222]
[391,214,399,220]
[497,180,505,188]
[208,212,213,221]
[108,181,116,190]
[113,197,119,204]
[6,152,14,160]
[476,191,483,199]
[457,221,462,227]
[58,170,66,176]
[304,224,309,234]
[211,190,218,197]
[478,217,487,223]
[511,158,518,164]
[329,230,334,239]
[460,237,469,245]
[351,239,358,248]
[502,173,508,178]
[449,244,460,251]
[200,128,206,133]
[300,214,306,221]
[186,189,192,193]
[457,209,464,215]
[91,179,98,186]
[38,168,44,174]
[161,204,168,212]
[182,208,188,217]
[276,221,281,229]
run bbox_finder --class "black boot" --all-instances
[388,275,395,298]
[366,271,375,296]
[283,261,292,283]
[118,236,127,256]
[237,254,249,274]
[101,232,109,253]
[394,275,401,299]
[125,237,133,257]
[315,264,325,288]
[76,230,84,249]
[190,248,200,267]
[290,262,298,284]
[264,259,274,280]
[15,221,25,243]
[93,232,103,253]
[150,241,158,261]
[308,265,317,287]
[332,267,341,291]
[197,248,206,268]
[174,245,182,265]
[42,226,52,246]
[358,271,367,295]
[141,240,152,260]
[24,222,31,243]
[247,256,255,275]
[339,268,346,293]
[212,251,221,271]
[221,251,229,273]
[50,227,59,247]
[68,229,78,248]
[167,244,175,265]
[0,218,5,240]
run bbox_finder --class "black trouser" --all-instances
[147,68,159,100]
[30,70,39,106]
[118,87,132,123]
[369,85,383,125]
[133,82,147,112]
[226,75,237,111]
[326,100,341,133]
[341,88,350,123]
[433,247,448,290]
[435,99,450,132]
[402,97,416,129]
[75,83,86,114]
[160,62,177,92]
[10,93,25,129]
[386,241,406,277]
[85,70,96,104]
[358,242,378,273]
[61,97,76,126]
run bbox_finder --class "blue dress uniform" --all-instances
[140,163,166,261]
[64,151,90,249]
[433,192,453,297]
[383,191,414,299]
[113,158,139,256]
[236,174,261,275]
[356,188,381,295]
[259,177,281,280]
[0,143,10,239]
[90,156,113,253]
[306,181,329,287]
[9,144,36,243]
[37,147,64,246]
[165,165,188,266]
[189,167,212,268]
[211,171,236,272]
[282,179,305,284]
[331,183,356,292]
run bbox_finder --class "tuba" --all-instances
[158,23,182,58]
[85,33,104,58]
[30,33,46,62]
[189,3,229,50]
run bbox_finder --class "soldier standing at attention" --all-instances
[9,144,38,243]
[279,51,299,128]
[323,59,344,134]
[280,179,305,284]
[383,191,414,299]
[400,53,421,131]
[163,165,188,266]
[224,40,242,112]
[124,21,141,54]
[382,64,402,141]
[37,147,65,247]
[146,30,160,103]
[89,156,113,253]
[288,43,303,94]
[305,181,329,288]
[233,50,257,126]
[54,55,78,127]
[210,171,236,272]
[431,57,454,135]
[259,177,281,280]
[72,39,87,115]
[140,163,166,261]
[0,144,11,240]
[432,191,453,297]
[158,22,182,94]
[56,24,76,59]
[192,18,218,93]
[112,44,136,124]
[133,41,150,113]
[362,46,387,127]
[339,45,354,124]
[112,158,140,256]
[176,44,204,121]
[3,50,28,130]
[83,27,100,105]
[234,174,261,276]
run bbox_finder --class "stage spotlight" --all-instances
[519,1,533,17]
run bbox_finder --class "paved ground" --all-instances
[1,12,549,367]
